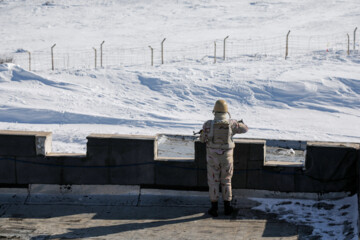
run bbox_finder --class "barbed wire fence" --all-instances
[11,29,359,72]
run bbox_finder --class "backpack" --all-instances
[207,120,235,149]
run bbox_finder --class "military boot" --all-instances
[208,201,218,217]
[224,201,234,215]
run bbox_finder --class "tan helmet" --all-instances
[213,99,228,113]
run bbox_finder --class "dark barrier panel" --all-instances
[234,139,265,189]
[195,141,207,188]
[16,156,63,184]
[87,134,155,185]
[247,165,297,192]
[15,155,85,184]
[295,143,358,193]
[49,154,94,184]
[0,131,51,157]
[233,139,297,192]
[0,134,36,157]
[0,157,16,184]
[155,160,198,187]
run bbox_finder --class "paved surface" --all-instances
[1,185,348,239]
[0,201,314,240]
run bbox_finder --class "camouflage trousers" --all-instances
[206,147,234,202]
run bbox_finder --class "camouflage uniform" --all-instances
[200,116,248,202]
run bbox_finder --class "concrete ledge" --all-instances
[47,153,86,157]
[140,188,209,207]
[0,188,28,204]
[264,161,304,167]
[1,185,353,208]
[233,138,266,144]
[26,184,140,206]
[155,157,194,162]
[232,189,352,200]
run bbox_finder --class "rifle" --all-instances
[193,129,203,135]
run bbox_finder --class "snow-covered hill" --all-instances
[0,0,359,152]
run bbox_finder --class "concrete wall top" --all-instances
[242,137,360,149]
[233,138,266,144]
[0,130,52,137]
[87,134,155,140]
[307,141,360,149]
[264,161,304,167]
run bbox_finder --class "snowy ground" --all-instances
[251,195,359,239]
[0,0,360,153]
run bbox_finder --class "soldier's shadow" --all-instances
[6,200,315,239]
[28,205,209,239]
[33,215,208,239]
[33,207,313,240]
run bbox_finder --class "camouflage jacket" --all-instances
[200,119,248,149]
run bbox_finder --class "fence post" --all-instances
[354,27,358,50]
[28,51,31,71]
[161,38,166,64]
[285,30,290,60]
[100,41,105,67]
[148,46,153,66]
[93,47,97,68]
[223,36,229,60]
[51,44,56,70]
[214,41,216,63]
[347,33,350,55]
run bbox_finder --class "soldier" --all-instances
[200,99,248,217]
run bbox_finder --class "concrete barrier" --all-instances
[1,130,359,237]
[0,130,359,196]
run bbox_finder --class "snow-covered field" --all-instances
[1,0,360,154]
